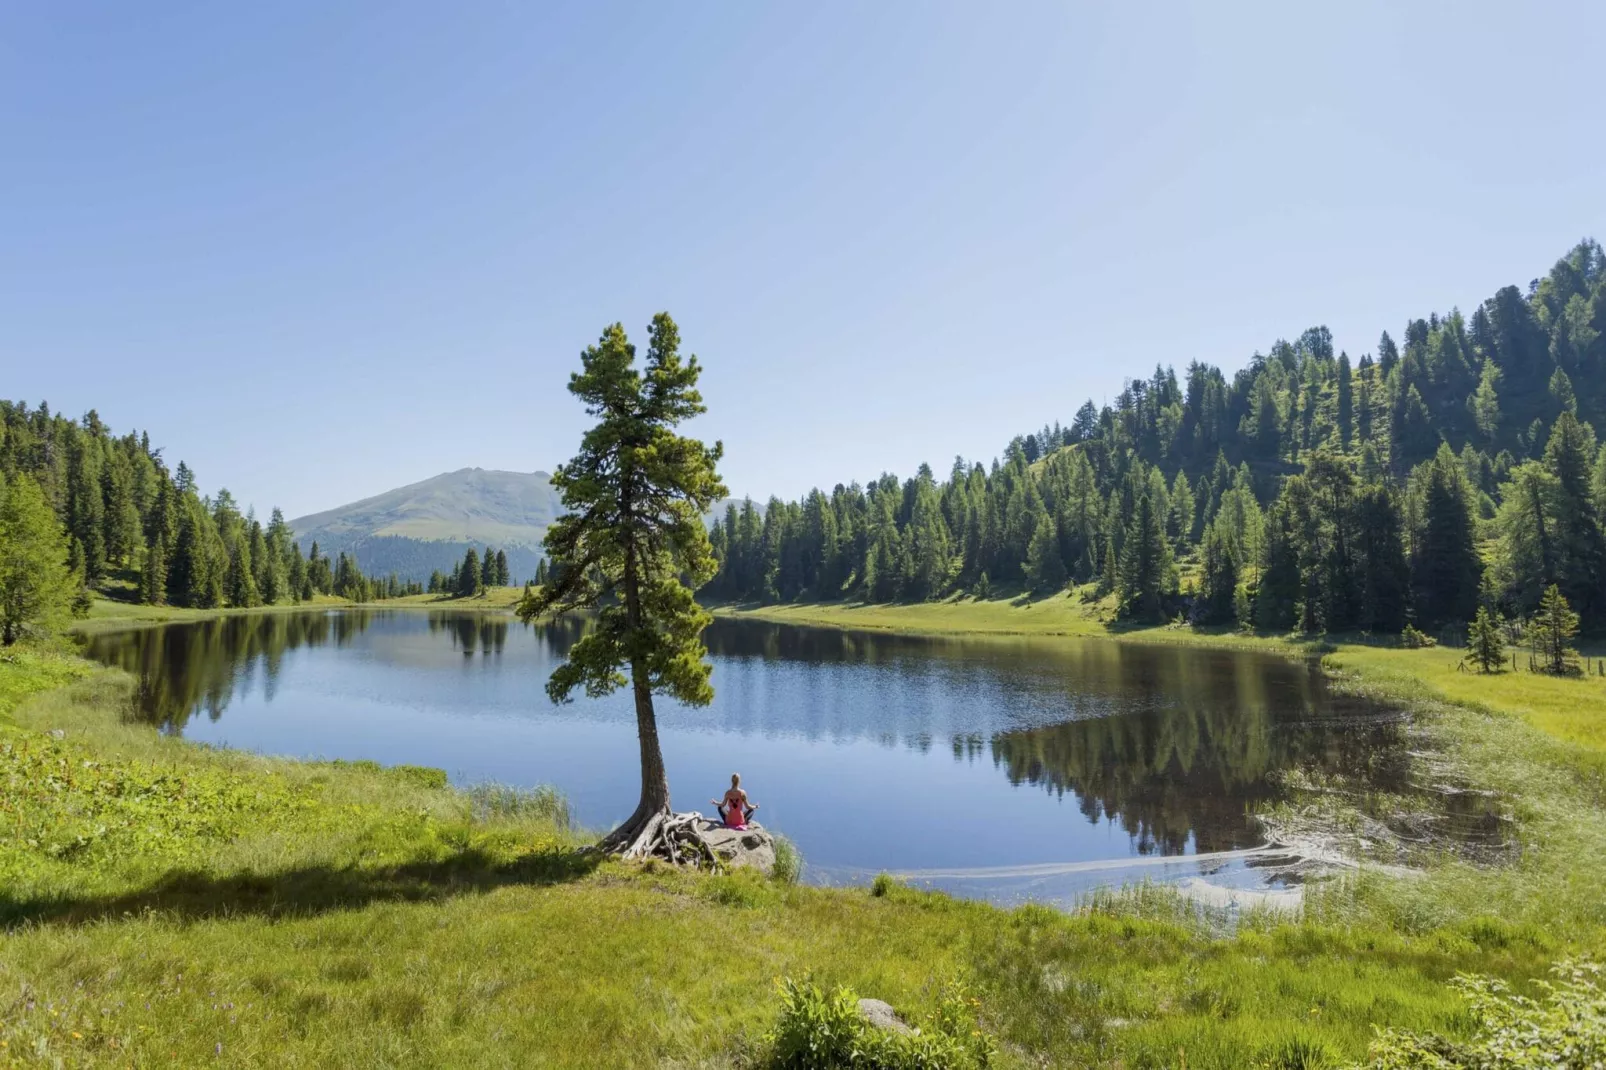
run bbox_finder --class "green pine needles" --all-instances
[517,314,728,852]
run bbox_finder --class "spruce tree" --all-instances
[140,534,167,606]
[1542,413,1606,624]
[1464,606,1505,673]
[1550,367,1578,415]
[0,475,78,644]
[289,544,309,603]
[481,546,496,590]
[1352,483,1409,633]
[1410,446,1481,629]
[1255,501,1301,631]
[460,548,482,596]
[1196,517,1238,625]
[495,548,510,586]
[517,313,727,854]
[1336,353,1354,450]
[226,539,260,607]
[1494,462,1558,615]
[1117,491,1169,621]
[1024,513,1067,593]
[1533,584,1581,675]
[1471,359,1501,443]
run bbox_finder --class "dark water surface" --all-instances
[83,611,1410,901]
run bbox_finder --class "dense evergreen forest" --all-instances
[706,240,1606,641]
[0,404,420,641]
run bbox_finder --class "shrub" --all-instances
[772,835,803,885]
[1400,624,1436,649]
[1354,960,1606,1068]
[767,977,993,1070]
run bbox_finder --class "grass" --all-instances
[4,590,1606,1064]
[712,588,1304,654]
[73,586,527,637]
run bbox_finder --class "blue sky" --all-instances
[4,1,1603,520]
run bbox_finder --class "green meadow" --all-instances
[0,596,1603,1066]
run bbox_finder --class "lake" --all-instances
[82,610,1418,906]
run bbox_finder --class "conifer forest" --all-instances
[706,240,1606,644]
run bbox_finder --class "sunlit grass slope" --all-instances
[3,594,1606,1064]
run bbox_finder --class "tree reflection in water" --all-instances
[84,612,1413,858]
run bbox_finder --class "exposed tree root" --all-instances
[593,808,726,870]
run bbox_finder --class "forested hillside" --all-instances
[0,404,417,635]
[707,240,1606,639]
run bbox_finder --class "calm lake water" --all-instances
[82,611,1413,904]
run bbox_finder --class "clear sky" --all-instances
[4,1,1603,520]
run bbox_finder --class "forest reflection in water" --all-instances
[82,610,1411,870]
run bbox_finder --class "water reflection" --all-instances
[82,611,1412,871]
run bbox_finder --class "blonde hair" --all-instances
[730,773,741,787]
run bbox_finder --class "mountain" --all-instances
[290,467,754,584]
[289,468,564,583]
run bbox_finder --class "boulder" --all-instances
[856,998,912,1035]
[696,819,776,873]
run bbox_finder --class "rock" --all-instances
[856,998,912,1035]
[696,819,776,874]
[48,729,65,740]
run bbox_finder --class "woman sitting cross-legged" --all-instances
[711,772,758,829]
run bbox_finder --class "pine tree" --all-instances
[459,548,482,597]
[1196,517,1238,625]
[1336,353,1354,450]
[1542,412,1606,624]
[495,548,510,587]
[226,539,260,607]
[1255,500,1301,631]
[1024,513,1067,593]
[1410,446,1481,629]
[1550,367,1578,415]
[535,558,549,586]
[64,432,106,584]
[1533,584,1581,675]
[1494,462,1559,615]
[1352,483,1409,633]
[1471,359,1501,442]
[1464,606,1505,674]
[1117,491,1169,621]
[289,543,309,602]
[0,475,79,644]
[140,534,167,606]
[1167,470,1195,548]
[480,546,496,590]
[516,313,727,853]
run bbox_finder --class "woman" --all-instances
[712,772,758,830]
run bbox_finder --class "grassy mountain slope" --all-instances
[288,468,563,582]
[292,467,754,583]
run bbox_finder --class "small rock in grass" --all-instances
[857,997,912,1035]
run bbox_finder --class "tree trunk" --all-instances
[596,660,673,852]
[596,513,673,854]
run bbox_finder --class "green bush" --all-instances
[767,977,993,1069]
[772,835,803,885]
[1355,960,1606,1068]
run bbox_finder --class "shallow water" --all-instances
[83,610,1415,902]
